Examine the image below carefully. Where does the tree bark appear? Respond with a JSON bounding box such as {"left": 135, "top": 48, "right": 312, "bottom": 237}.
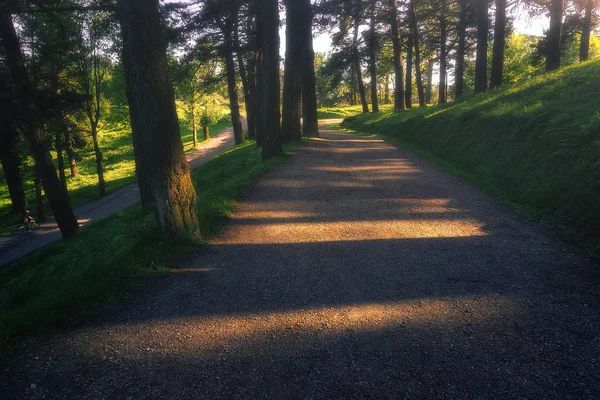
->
{"left": 203, "top": 125, "right": 210, "bottom": 141}
{"left": 439, "top": 2, "right": 448, "bottom": 104}
{"left": 490, "top": 0, "right": 507, "bottom": 89}
{"left": 223, "top": 38, "right": 245, "bottom": 145}
{"left": 117, "top": 0, "right": 201, "bottom": 240}
{"left": 455, "top": 0, "right": 467, "bottom": 98}
{"left": 368, "top": 0, "right": 379, "bottom": 113}
{"left": 299, "top": 0, "right": 319, "bottom": 138}
{"left": 475, "top": 0, "right": 489, "bottom": 94}
{"left": 235, "top": 12, "right": 255, "bottom": 140}
{"left": 580, "top": 0, "right": 593, "bottom": 62}
{"left": 546, "top": 0, "right": 564, "bottom": 72}
{"left": 282, "top": 0, "right": 302, "bottom": 143}
{"left": 0, "top": 125, "right": 28, "bottom": 215}
{"left": 406, "top": 34, "right": 413, "bottom": 108}
{"left": 246, "top": 13, "right": 257, "bottom": 139}
{"left": 62, "top": 120, "right": 78, "bottom": 178}
{"left": 353, "top": 17, "right": 370, "bottom": 113}
{"left": 426, "top": 59, "right": 433, "bottom": 104}
{"left": 389, "top": 0, "right": 406, "bottom": 112}
{"left": 34, "top": 175, "right": 45, "bottom": 221}
{"left": 257, "top": 0, "right": 282, "bottom": 160}
{"left": 384, "top": 74, "right": 390, "bottom": 104}
{"left": 409, "top": 3, "right": 425, "bottom": 107}
{"left": 90, "top": 123, "right": 106, "bottom": 196}
{"left": 191, "top": 100, "right": 198, "bottom": 148}
{"left": 0, "top": 12, "right": 79, "bottom": 237}
{"left": 55, "top": 128, "right": 68, "bottom": 194}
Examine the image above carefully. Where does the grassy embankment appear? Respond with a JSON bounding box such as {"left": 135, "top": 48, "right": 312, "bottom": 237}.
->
{"left": 339, "top": 60, "right": 600, "bottom": 256}
{"left": 0, "top": 139, "right": 296, "bottom": 348}
{"left": 0, "top": 102, "right": 231, "bottom": 236}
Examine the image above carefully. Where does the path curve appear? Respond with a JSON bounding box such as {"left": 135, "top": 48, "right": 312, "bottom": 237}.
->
{"left": 1, "top": 124, "right": 599, "bottom": 399}
{"left": 0, "top": 121, "right": 245, "bottom": 267}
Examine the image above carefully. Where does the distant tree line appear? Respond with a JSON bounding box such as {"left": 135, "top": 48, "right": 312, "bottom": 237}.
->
{"left": 314, "top": 0, "right": 599, "bottom": 108}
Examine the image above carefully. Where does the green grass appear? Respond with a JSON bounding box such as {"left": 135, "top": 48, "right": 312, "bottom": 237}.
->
{"left": 0, "top": 139, "right": 296, "bottom": 348}
{"left": 341, "top": 60, "right": 600, "bottom": 257}
{"left": 0, "top": 104, "right": 232, "bottom": 236}
{"left": 317, "top": 105, "right": 366, "bottom": 120}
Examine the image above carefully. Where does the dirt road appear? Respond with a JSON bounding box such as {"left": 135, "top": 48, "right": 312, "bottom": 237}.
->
{"left": 2, "top": 125, "right": 599, "bottom": 399}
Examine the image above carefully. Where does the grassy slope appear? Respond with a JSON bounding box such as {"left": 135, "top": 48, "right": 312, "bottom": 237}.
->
{"left": 317, "top": 105, "right": 365, "bottom": 120}
{"left": 342, "top": 61, "right": 600, "bottom": 255}
{"left": 0, "top": 140, "right": 294, "bottom": 347}
{"left": 0, "top": 103, "right": 231, "bottom": 235}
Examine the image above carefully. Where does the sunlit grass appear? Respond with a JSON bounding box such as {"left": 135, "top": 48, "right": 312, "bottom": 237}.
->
{"left": 0, "top": 104, "right": 232, "bottom": 235}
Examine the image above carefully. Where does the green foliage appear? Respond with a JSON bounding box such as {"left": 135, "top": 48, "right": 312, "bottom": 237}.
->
{"left": 342, "top": 60, "right": 600, "bottom": 256}
{"left": 0, "top": 140, "right": 294, "bottom": 348}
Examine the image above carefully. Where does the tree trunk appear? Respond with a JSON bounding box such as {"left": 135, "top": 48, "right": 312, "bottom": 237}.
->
{"left": 426, "top": 59, "right": 434, "bottom": 104}
{"left": 236, "top": 16, "right": 256, "bottom": 139}
{"left": 203, "top": 125, "right": 209, "bottom": 141}
{"left": 117, "top": 0, "right": 201, "bottom": 240}
{"left": 62, "top": 121, "right": 78, "bottom": 178}
{"left": 353, "top": 18, "right": 370, "bottom": 113}
{"left": 299, "top": 0, "right": 319, "bottom": 138}
{"left": 580, "top": 0, "right": 593, "bottom": 62}
{"left": 224, "top": 43, "right": 245, "bottom": 145}
{"left": 368, "top": 0, "right": 379, "bottom": 113}
{"left": 91, "top": 123, "right": 106, "bottom": 196}
{"left": 282, "top": 0, "right": 302, "bottom": 143}
{"left": 0, "top": 12, "right": 79, "bottom": 238}
{"left": 439, "top": 2, "right": 448, "bottom": 104}
{"left": 409, "top": 3, "right": 425, "bottom": 107}
{"left": 34, "top": 175, "right": 45, "bottom": 221}
{"left": 246, "top": 13, "right": 258, "bottom": 140}
{"left": 191, "top": 100, "right": 198, "bottom": 148}
{"left": 0, "top": 125, "right": 28, "bottom": 215}
{"left": 257, "top": 0, "right": 282, "bottom": 160}
{"left": 546, "top": 0, "right": 564, "bottom": 72}
{"left": 475, "top": 0, "right": 489, "bottom": 94}
{"left": 389, "top": 0, "right": 406, "bottom": 112}
{"left": 55, "top": 128, "right": 68, "bottom": 194}
{"left": 456, "top": 0, "right": 467, "bottom": 98}
{"left": 405, "top": 30, "right": 414, "bottom": 108}
{"left": 490, "top": 0, "right": 507, "bottom": 89}
{"left": 384, "top": 74, "right": 390, "bottom": 104}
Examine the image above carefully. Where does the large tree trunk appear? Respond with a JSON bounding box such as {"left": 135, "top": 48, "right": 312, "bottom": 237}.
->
{"left": 490, "top": 0, "right": 507, "bottom": 89}
{"left": 405, "top": 32, "right": 414, "bottom": 108}
{"left": 90, "top": 123, "right": 106, "bottom": 196}
{"left": 223, "top": 42, "right": 245, "bottom": 145}
{"left": 235, "top": 14, "right": 255, "bottom": 140}
{"left": 62, "top": 120, "right": 78, "bottom": 178}
{"left": 0, "top": 12, "right": 79, "bottom": 238}
{"left": 257, "top": 0, "right": 282, "bottom": 160}
{"left": 580, "top": 0, "right": 593, "bottom": 62}
{"left": 546, "top": 0, "right": 564, "bottom": 72}
{"left": 389, "top": 0, "right": 406, "bottom": 112}
{"left": 409, "top": 3, "right": 425, "bottom": 107}
{"left": 439, "top": 2, "right": 448, "bottom": 104}
{"left": 474, "top": 0, "right": 489, "bottom": 94}
{"left": 117, "top": 0, "right": 201, "bottom": 240}
{"left": 299, "top": 0, "right": 319, "bottom": 138}
{"left": 282, "top": 0, "right": 302, "bottom": 143}
{"left": 368, "top": 0, "right": 380, "bottom": 113}
{"left": 55, "top": 128, "right": 68, "bottom": 194}
{"left": 455, "top": 0, "right": 467, "bottom": 98}
{"left": 426, "top": 59, "right": 433, "bottom": 104}
{"left": 245, "top": 13, "right": 258, "bottom": 140}
{"left": 191, "top": 100, "right": 198, "bottom": 148}
{"left": 353, "top": 18, "right": 370, "bottom": 113}
{"left": 34, "top": 174, "right": 45, "bottom": 221}
{"left": 0, "top": 125, "right": 28, "bottom": 215}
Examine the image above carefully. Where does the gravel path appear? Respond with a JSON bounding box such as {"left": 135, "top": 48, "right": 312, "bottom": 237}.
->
{"left": 1, "top": 124, "right": 599, "bottom": 399}
{"left": 0, "top": 122, "right": 244, "bottom": 267}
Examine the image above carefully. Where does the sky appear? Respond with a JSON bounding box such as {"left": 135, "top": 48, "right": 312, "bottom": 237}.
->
{"left": 282, "top": 5, "right": 550, "bottom": 55}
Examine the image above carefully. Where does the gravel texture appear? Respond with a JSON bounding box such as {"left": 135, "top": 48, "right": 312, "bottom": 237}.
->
{"left": 1, "top": 125, "right": 599, "bottom": 399}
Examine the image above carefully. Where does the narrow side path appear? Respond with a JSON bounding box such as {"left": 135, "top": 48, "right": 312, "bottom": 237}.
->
{"left": 2, "top": 125, "right": 599, "bottom": 399}
{"left": 0, "top": 122, "right": 244, "bottom": 267}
